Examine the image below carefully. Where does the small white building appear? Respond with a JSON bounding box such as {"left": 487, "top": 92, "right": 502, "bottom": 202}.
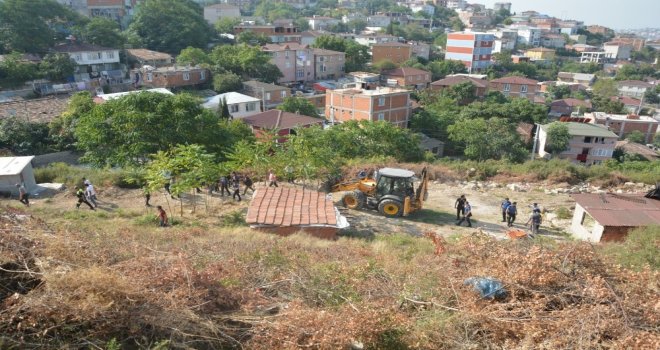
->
{"left": 202, "top": 92, "right": 262, "bottom": 119}
{"left": 604, "top": 42, "right": 633, "bottom": 60}
{"left": 0, "top": 156, "right": 36, "bottom": 195}
{"left": 53, "top": 42, "right": 121, "bottom": 82}
{"left": 307, "top": 16, "right": 340, "bottom": 31}
{"left": 537, "top": 122, "right": 618, "bottom": 165}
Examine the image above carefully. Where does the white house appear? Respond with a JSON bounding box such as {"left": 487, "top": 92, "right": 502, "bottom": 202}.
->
{"left": 202, "top": 92, "right": 262, "bottom": 119}
{"left": 617, "top": 80, "right": 652, "bottom": 99}
{"left": 604, "top": 42, "right": 633, "bottom": 60}
{"left": 514, "top": 26, "right": 542, "bottom": 46}
{"left": 537, "top": 122, "right": 618, "bottom": 165}
{"left": 307, "top": 16, "right": 340, "bottom": 31}
{"left": 0, "top": 156, "right": 36, "bottom": 195}
{"left": 203, "top": 3, "right": 240, "bottom": 25}
{"left": 367, "top": 15, "right": 391, "bottom": 28}
{"left": 53, "top": 42, "right": 121, "bottom": 82}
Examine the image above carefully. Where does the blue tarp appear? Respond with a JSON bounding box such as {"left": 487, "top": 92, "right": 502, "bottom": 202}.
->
{"left": 464, "top": 277, "right": 507, "bottom": 299}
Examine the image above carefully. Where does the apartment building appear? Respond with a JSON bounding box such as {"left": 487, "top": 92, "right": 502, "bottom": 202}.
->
{"left": 242, "top": 80, "right": 291, "bottom": 110}
{"left": 490, "top": 76, "right": 539, "bottom": 100}
{"left": 537, "top": 122, "right": 618, "bottom": 165}
{"left": 313, "top": 48, "right": 345, "bottom": 80}
{"left": 445, "top": 32, "right": 494, "bottom": 73}
{"left": 133, "top": 66, "right": 210, "bottom": 89}
{"left": 234, "top": 23, "right": 301, "bottom": 44}
{"left": 371, "top": 42, "right": 413, "bottom": 65}
{"left": 325, "top": 87, "right": 412, "bottom": 127}
{"left": 262, "top": 43, "right": 315, "bottom": 83}
{"left": 381, "top": 67, "right": 431, "bottom": 89}
{"left": 203, "top": 3, "right": 240, "bottom": 25}
{"left": 588, "top": 112, "right": 659, "bottom": 144}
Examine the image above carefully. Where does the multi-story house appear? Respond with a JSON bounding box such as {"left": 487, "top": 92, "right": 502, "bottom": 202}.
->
{"left": 366, "top": 14, "right": 391, "bottom": 28}
{"left": 202, "top": 92, "right": 262, "bottom": 119}
{"left": 203, "top": 3, "right": 240, "bottom": 25}
{"left": 262, "top": 43, "right": 315, "bottom": 83}
{"left": 490, "top": 76, "right": 539, "bottom": 100}
{"left": 430, "top": 75, "right": 489, "bottom": 98}
{"left": 217, "top": 0, "right": 253, "bottom": 11}
{"left": 604, "top": 42, "right": 633, "bottom": 60}
{"left": 524, "top": 47, "right": 555, "bottom": 61}
{"left": 307, "top": 16, "right": 340, "bottom": 30}
{"left": 126, "top": 48, "right": 173, "bottom": 68}
{"left": 557, "top": 72, "right": 595, "bottom": 87}
{"left": 445, "top": 32, "right": 494, "bottom": 73}
{"left": 53, "top": 42, "right": 121, "bottom": 82}
{"left": 242, "top": 80, "right": 291, "bottom": 110}
{"left": 371, "top": 42, "right": 412, "bottom": 65}
{"left": 234, "top": 23, "right": 301, "bottom": 44}
{"left": 549, "top": 98, "right": 592, "bottom": 117}
{"left": 87, "top": 0, "right": 140, "bottom": 28}
{"left": 313, "top": 49, "right": 345, "bottom": 80}
{"left": 273, "top": 0, "right": 316, "bottom": 9}
{"left": 381, "top": 67, "right": 431, "bottom": 89}
{"left": 446, "top": 0, "right": 467, "bottom": 10}
{"left": 514, "top": 26, "right": 542, "bottom": 46}
{"left": 325, "top": 87, "right": 412, "bottom": 127}
{"left": 537, "top": 122, "right": 618, "bottom": 165}
{"left": 541, "top": 34, "right": 566, "bottom": 48}
{"left": 410, "top": 42, "right": 431, "bottom": 60}
{"left": 610, "top": 36, "right": 645, "bottom": 51}
{"left": 617, "top": 80, "right": 652, "bottom": 99}
{"left": 588, "top": 112, "right": 659, "bottom": 144}
{"left": 489, "top": 29, "right": 517, "bottom": 53}
{"left": 353, "top": 33, "right": 399, "bottom": 47}
{"left": 133, "top": 66, "right": 210, "bottom": 89}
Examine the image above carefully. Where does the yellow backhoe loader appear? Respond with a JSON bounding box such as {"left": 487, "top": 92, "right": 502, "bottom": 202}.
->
{"left": 331, "top": 167, "right": 429, "bottom": 218}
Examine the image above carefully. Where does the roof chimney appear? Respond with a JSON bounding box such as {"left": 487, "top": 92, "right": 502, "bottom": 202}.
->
{"left": 627, "top": 114, "right": 640, "bottom": 120}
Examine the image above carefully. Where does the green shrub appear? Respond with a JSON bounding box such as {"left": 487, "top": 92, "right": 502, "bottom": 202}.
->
{"left": 554, "top": 207, "right": 572, "bottom": 220}
{"left": 602, "top": 225, "right": 660, "bottom": 270}
{"left": 221, "top": 210, "right": 247, "bottom": 227}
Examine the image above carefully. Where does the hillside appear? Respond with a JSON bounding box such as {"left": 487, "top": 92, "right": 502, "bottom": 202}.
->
{"left": 1, "top": 180, "right": 658, "bottom": 349}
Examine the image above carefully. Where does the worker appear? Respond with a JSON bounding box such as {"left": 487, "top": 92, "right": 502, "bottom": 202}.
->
{"left": 156, "top": 205, "right": 168, "bottom": 227}
{"left": 75, "top": 187, "right": 95, "bottom": 210}
{"left": 454, "top": 194, "right": 466, "bottom": 221}
{"left": 501, "top": 197, "right": 511, "bottom": 222}
{"left": 526, "top": 210, "right": 542, "bottom": 236}
{"left": 16, "top": 183, "right": 29, "bottom": 207}
{"left": 456, "top": 201, "right": 472, "bottom": 227}
{"left": 506, "top": 202, "right": 517, "bottom": 227}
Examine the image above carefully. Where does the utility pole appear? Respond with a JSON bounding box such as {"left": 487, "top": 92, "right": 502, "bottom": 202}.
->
{"left": 530, "top": 123, "right": 540, "bottom": 161}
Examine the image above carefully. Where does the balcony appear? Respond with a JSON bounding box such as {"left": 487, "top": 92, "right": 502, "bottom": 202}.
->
{"left": 576, "top": 154, "right": 588, "bottom": 162}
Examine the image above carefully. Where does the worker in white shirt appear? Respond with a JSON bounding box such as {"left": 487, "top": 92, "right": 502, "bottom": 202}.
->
{"left": 84, "top": 183, "right": 98, "bottom": 208}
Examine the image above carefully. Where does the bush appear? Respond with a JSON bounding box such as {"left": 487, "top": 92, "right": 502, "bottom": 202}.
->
{"left": 602, "top": 225, "right": 660, "bottom": 270}
{"left": 221, "top": 210, "right": 246, "bottom": 227}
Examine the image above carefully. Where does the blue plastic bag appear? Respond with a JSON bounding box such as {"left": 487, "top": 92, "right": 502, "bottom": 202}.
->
{"left": 464, "top": 277, "right": 507, "bottom": 299}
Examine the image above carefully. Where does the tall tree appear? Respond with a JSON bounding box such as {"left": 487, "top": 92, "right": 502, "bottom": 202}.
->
{"left": 0, "top": 52, "right": 39, "bottom": 86}
{"left": 544, "top": 122, "right": 570, "bottom": 155}
{"left": 128, "top": 0, "right": 212, "bottom": 54}
{"left": 208, "top": 44, "right": 282, "bottom": 83}
{"left": 76, "top": 17, "right": 125, "bottom": 48}
{"left": 49, "top": 91, "right": 95, "bottom": 150}
{"left": 448, "top": 117, "right": 527, "bottom": 161}
{"left": 276, "top": 97, "right": 319, "bottom": 118}
{"left": 39, "top": 53, "right": 76, "bottom": 81}
{"left": 217, "top": 97, "right": 232, "bottom": 120}
{"left": 213, "top": 72, "right": 243, "bottom": 94}
{"left": 176, "top": 47, "right": 212, "bottom": 66}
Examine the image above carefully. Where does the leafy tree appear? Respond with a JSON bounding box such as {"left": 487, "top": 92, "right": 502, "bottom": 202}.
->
{"left": 276, "top": 97, "right": 319, "bottom": 118}
{"left": 39, "top": 53, "right": 76, "bottom": 81}
{"left": 592, "top": 95, "right": 626, "bottom": 114}
{"left": 544, "top": 122, "right": 570, "bottom": 155}
{"left": 625, "top": 130, "right": 646, "bottom": 144}
{"left": 254, "top": 0, "right": 297, "bottom": 23}
{"left": 128, "top": 0, "right": 212, "bottom": 54}
{"left": 592, "top": 79, "right": 618, "bottom": 98}
{"left": 653, "top": 133, "right": 660, "bottom": 148}
{"left": 460, "top": 98, "right": 548, "bottom": 124}
{"left": 313, "top": 35, "right": 346, "bottom": 52}
{"left": 49, "top": 91, "right": 95, "bottom": 150}
{"left": 372, "top": 59, "right": 398, "bottom": 71}
{"left": 75, "top": 17, "right": 125, "bottom": 48}
{"left": 208, "top": 44, "right": 282, "bottom": 83}
{"left": 547, "top": 84, "right": 572, "bottom": 100}
{"left": 615, "top": 64, "right": 656, "bottom": 81}
{"left": 427, "top": 60, "right": 467, "bottom": 80}
{"left": 445, "top": 81, "right": 476, "bottom": 104}
{"left": 215, "top": 17, "right": 240, "bottom": 34}
{"left": 644, "top": 87, "right": 660, "bottom": 105}
{"left": 237, "top": 31, "right": 271, "bottom": 45}
{"left": 0, "top": 52, "right": 39, "bottom": 86}
{"left": 74, "top": 92, "right": 251, "bottom": 166}
{"left": 176, "top": 47, "right": 211, "bottom": 66}
{"left": 213, "top": 72, "right": 243, "bottom": 94}
{"left": 0, "top": 0, "right": 84, "bottom": 53}
{"left": 0, "top": 117, "right": 53, "bottom": 155}
{"left": 448, "top": 117, "right": 527, "bottom": 162}
{"left": 217, "top": 97, "right": 231, "bottom": 120}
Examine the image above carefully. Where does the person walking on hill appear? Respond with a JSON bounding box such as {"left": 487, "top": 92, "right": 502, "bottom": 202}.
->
{"left": 16, "top": 183, "right": 29, "bottom": 207}
{"left": 285, "top": 165, "right": 295, "bottom": 184}
{"left": 219, "top": 175, "right": 231, "bottom": 196}
{"left": 454, "top": 194, "right": 466, "bottom": 221}
{"left": 501, "top": 197, "right": 511, "bottom": 222}
{"left": 231, "top": 176, "right": 242, "bottom": 201}
{"left": 526, "top": 210, "right": 542, "bottom": 236}
{"left": 506, "top": 201, "right": 517, "bottom": 227}
{"left": 268, "top": 170, "right": 278, "bottom": 187}
{"left": 75, "top": 187, "right": 95, "bottom": 210}
{"left": 156, "top": 205, "right": 168, "bottom": 227}
{"left": 84, "top": 183, "right": 98, "bottom": 208}
{"left": 143, "top": 187, "right": 151, "bottom": 207}
{"left": 243, "top": 175, "right": 255, "bottom": 195}
{"left": 456, "top": 201, "right": 472, "bottom": 227}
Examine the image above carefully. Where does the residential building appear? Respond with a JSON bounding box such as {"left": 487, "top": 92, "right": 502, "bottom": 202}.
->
{"left": 86, "top": 0, "right": 140, "bottom": 28}
{"left": 490, "top": 76, "right": 539, "bottom": 100}
{"left": 580, "top": 51, "right": 606, "bottom": 64}
{"left": 569, "top": 34, "right": 587, "bottom": 44}
{"left": 604, "top": 42, "right": 633, "bottom": 60}
{"left": 586, "top": 25, "right": 612, "bottom": 35}
{"left": 262, "top": 43, "right": 315, "bottom": 83}
{"left": 571, "top": 44, "right": 598, "bottom": 52}
{"left": 347, "top": 71, "right": 381, "bottom": 90}
{"left": 524, "top": 47, "right": 556, "bottom": 61}
{"left": 611, "top": 96, "right": 642, "bottom": 114}
{"left": 353, "top": 33, "right": 399, "bottom": 47}
{"left": 202, "top": 92, "right": 262, "bottom": 119}
{"left": 458, "top": 12, "right": 491, "bottom": 30}
{"left": 313, "top": 48, "right": 346, "bottom": 80}
{"left": 430, "top": 75, "right": 489, "bottom": 98}
{"left": 515, "top": 26, "right": 542, "bottom": 46}
{"left": 52, "top": 42, "right": 121, "bottom": 82}
{"left": 241, "top": 110, "right": 323, "bottom": 140}
{"left": 537, "top": 122, "right": 618, "bottom": 165}
{"left": 203, "top": 3, "right": 240, "bottom": 25}
{"left": 418, "top": 134, "right": 444, "bottom": 157}
{"left": 126, "top": 49, "right": 174, "bottom": 68}
{"left": 489, "top": 29, "right": 517, "bottom": 53}
{"left": 273, "top": 0, "right": 316, "bottom": 10}
{"left": 647, "top": 40, "right": 660, "bottom": 51}
{"left": 612, "top": 36, "right": 645, "bottom": 51}
{"left": 541, "top": 33, "right": 566, "bottom": 48}
{"left": 300, "top": 30, "right": 325, "bottom": 46}
{"left": 218, "top": 0, "right": 253, "bottom": 11}
{"left": 617, "top": 80, "right": 652, "bottom": 99}
{"left": 325, "top": 87, "right": 412, "bottom": 127}
{"left": 381, "top": 67, "right": 431, "bottom": 89}
{"left": 445, "top": 32, "right": 494, "bottom": 73}
{"left": 366, "top": 14, "right": 391, "bottom": 28}
{"left": 493, "top": 2, "right": 512, "bottom": 12}
{"left": 557, "top": 72, "right": 595, "bottom": 87}
{"left": 242, "top": 80, "right": 291, "bottom": 110}
{"left": 407, "top": 16, "right": 432, "bottom": 29}
{"left": 570, "top": 193, "right": 660, "bottom": 242}
{"left": 549, "top": 98, "right": 592, "bottom": 117}
{"left": 0, "top": 156, "right": 37, "bottom": 195}
{"left": 133, "top": 66, "right": 210, "bottom": 89}
{"left": 410, "top": 42, "right": 431, "bottom": 60}
{"left": 234, "top": 23, "right": 301, "bottom": 44}
{"left": 615, "top": 140, "right": 659, "bottom": 162}
{"left": 307, "top": 16, "right": 340, "bottom": 31}
{"left": 371, "top": 42, "right": 413, "bottom": 65}
{"left": 588, "top": 112, "right": 658, "bottom": 144}
{"left": 446, "top": 0, "right": 467, "bottom": 10}
{"left": 406, "top": 2, "right": 435, "bottom": 16}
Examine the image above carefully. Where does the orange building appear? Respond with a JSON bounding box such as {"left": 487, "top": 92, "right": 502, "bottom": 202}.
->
{"left": 371, "top": 42, "right": 412, "bottom": 65}
{"left": 325, "top": 87, "right": 411, "bottom": 127}
{"left": 445, "top": 32, "right": 494, "bottom": 73}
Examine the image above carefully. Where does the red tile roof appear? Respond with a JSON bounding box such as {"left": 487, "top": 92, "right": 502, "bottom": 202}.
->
{"left": 571, "top": 193, "right": 660, "bottom": 227}
{"left": 241, "top": 110, "right": 323, "bottom": 130}
{"left": 611, "top": 96, "right": 641, "bottom": 106}
{"left": 491, "top": 76, "right": 539, "bottom": 85}
{"left": 246, "top": 188, "right": 338, "bottom": 227}
{"left": 383, "top": 67, "right": 430, "bottom": 77}
{"left": 431, "top": 75, "right": 488, "bottom": 88}
{"left": 551, "top": 98, "right": 592, "bottom": 108}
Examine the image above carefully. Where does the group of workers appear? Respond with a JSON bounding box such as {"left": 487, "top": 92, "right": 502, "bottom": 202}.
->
{"left": 454, "top": 195, "right": 543, "bottom": 235}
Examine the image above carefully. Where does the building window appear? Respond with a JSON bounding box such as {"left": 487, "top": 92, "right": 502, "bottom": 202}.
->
{"left": 296, "top": 69, "right": 304, "bottom": 78}
{"left": 230, "top": 104, "right": 239, "bottom": 113}
{"left": 183, "top": 72, "right": 190, "bottom": 81}
{"left": 146, "top": 73, "right": 153, "bottom": 82}
{"left": 74, "top": 54, "right": 82, "bottom": 61}
{"left": 265, "top": 92, "right": 271, "bottom": 100}
{"left": 321, "top": 65, "right": 327, "bottom": 72}
{"left": 246, "top": 102, "right": 256, "bottom": 112}
{"left": 285, "top": 61, "right": 291, "bottom": 68}
{"left": 378, "top": 97, "right": 385, "bottom": 106}
{"left": 96, "top": 52, "right": 102, "bottom": 59}
{"left": 200, "top": 71, "right": 206, "bottom": 80}
{"left": 584, "top": 136, "right": 592, "bottom": 143}
{"left": 281, "top": 90, "right": 287, "bottom": 98}
{"left": 520, "top": 85, "right": 528, "bottom": 93}
{"left": 503, "top": 83, "right": 511, "bottom": 92}
{"left": 106, "top": 51, "right": 115, "bottom": 59}
{"left": 319, "top": 56, "right": 324, "bottom": 62}
{"left": 378, "top": 113, "right": 385, "bottom": 120}
{"left": 285, "top": 51, "right": 289, "bottom": 58}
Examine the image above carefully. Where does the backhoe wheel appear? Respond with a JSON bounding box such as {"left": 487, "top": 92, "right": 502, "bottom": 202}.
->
{"left": 342, "top": 191, "right": 365, "bottom": 210}
{"left": 378, "top": 199, "right": 403, "bottom": 218}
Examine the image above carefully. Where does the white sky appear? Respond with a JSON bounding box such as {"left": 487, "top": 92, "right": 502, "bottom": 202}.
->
{"left": 477, "top": 0, "right": 660, "bottom": 30}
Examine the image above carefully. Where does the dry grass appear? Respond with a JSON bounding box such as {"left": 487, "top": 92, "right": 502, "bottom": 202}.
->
{"left": 0, "top": 202, "right": 658, "bottom": 349}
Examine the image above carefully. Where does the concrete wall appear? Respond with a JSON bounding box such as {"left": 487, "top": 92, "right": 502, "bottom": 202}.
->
{"left": 570, "top": 203, "right": 604, "bottom": 242}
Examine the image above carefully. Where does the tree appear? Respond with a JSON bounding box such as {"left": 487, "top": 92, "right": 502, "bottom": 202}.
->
{"left": 313, "top": 36, "right": 370, "bottom": 72}
{"left": 0, "top": 52, "right": 39, "bottom": 86}
{"left": 215, "top": 17, "right": 240, "bottom": 34}
{"left": 0, "top": 117, "right": 53, "bottom": 155}
{"left": 547, "top": 84, "right": 572, "bottom": 100}
{"left": 217, "top": 97, "right": 231, "bottom": 120}
{"left": 213, "top": 72, "right": 243, "bottom": 94}
{"left": 0, "top": 0, "right": 84, "bottom": 53}
{"left": 427, "top": 60, "right": 467, "bottom": 80}
{"left": 445, "top": 81, "right": 476, "bottom": 104}
{"left": 237, "top": 31, "right": 271, "bottom": 46}
{"left": 254, "top": 0, "right": 297, "bottom": 23}
{"left": 592, "top": 79, "right": 618, "bottom": 98}
{"left": 49, "top": 91, "right": 95, "bottom": 150}
{"left": 277, "top": 97, "right": 319, "bottom": 118}
{"left": 644, "top": 87, "right": 660, "bottom": 105}
{"left": 176, "top": 47, "right": 211, "bottom": 66}
{"left": 76, "top": 17, "right": 125, "bottom": 49}
{"left": 592, "top": 95, "right": 626, "bottom": 114}
{"left": 128, "top": 0, "right": 212, "bottom": 54}
{"left": 625, "top": 130, "right": 646, "bottom": 144}
{"left": 544, "top": 122, "right": 570, "bottom": 155}
{"left": 448, "top": 117, "right": 527, "bottom": 161}
{"left": 372, "top": 59, "right": 398, "bottom": 71}
{"left": 208, "top": 44, "right": 282, "bottom": 83}
{"left": 74, "top": 92, "right": 251, "bottom": 166}
{"left": 615, "top": 64, "right": 656, "bottom": 81}
{"left": 39, "top": 53, "right": 76, "bottom": 81}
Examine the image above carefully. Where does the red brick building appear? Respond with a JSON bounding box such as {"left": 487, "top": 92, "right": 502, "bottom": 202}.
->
{"left": 588, "top": 112, "right": 659, "bottom": 144}
{"left": 490, "top": 76, "right": 539, "bottom": 100}
{"left": 371, "top": 42, "right": 412, "bottom": 65}
{"left": 325, "top": 87, "right": 412, "bottom": 127}
{"left": 381, "top": 67, "right": 431, "bottom": 89}
{"left": 430, "top": 75, "right": 489, "bottom": 98}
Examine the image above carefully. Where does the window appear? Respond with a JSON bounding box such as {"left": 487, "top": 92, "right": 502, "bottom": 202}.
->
{"left": 246, "top": 102, "right": 256, "bottom": 112}
{"left": 74, "top": 54, "right": 82, "bottom": 61}
{"left": 230, "top": 104, "right": 239, "bottom": 113}
{"left": 285, "top": 50, "right": 289, "bottom": 58}
{"left": 377, "top": 113, "right": 385, "bottom": 121}
{"left": 320, "top": 65, "right": 327, "bottom": 72}
{"left": 503, "top": 83, "right": 511, "bottom": 92}
{"left": 285, "top": 61, "right": 291, "bottom": 68}
{"left": 146, "top": 72, "right": 153, "bottom": 82}
{"left": 296, "top": 69, "right": 304, "bottom": 78}
{"left": 319, "top": 56, "right": 324, "bottom": 62}
{"left": 520, "top": 85, "right": 528, "bottom": 93}
{"left": 106, "top": 51, "right": 115, "bottom": 59}
{"left": 265, "top": 92, "right": 271, "bottom": 100}
{"left": 200, "top": 71, "right": 206, "bottom": 80}
{"left": 183, "top": 72, "right": 190, "bottom": 81}
{"left": 378, "top": 97, "right": 385, "bottom": 106}
{"left": 281, "top": 90, "right": 287, "bottom": 98}
{"left": 583, "top": 136, "right": 592, "bottom": 143}
{"left": 96, "top": 52, "right": 102, "bottom": 59}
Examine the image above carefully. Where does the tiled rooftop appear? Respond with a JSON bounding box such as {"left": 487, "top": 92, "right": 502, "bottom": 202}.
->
{"left": 246, "top": 187, "right": 337, "bottom": 227}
